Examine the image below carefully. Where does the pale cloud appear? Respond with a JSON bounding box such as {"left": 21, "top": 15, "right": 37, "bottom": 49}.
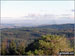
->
{"left": 1, "top": 13, "right": 74, "bottom": 26}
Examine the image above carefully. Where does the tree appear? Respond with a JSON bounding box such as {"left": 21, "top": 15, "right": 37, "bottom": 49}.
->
{"left": 34, "top": 49, "right": 44, "bottom": 55}
{"left": 1, "top": 41, "right": 7, "bottom": 55}
{"left": 26, "top": 51, "right": 34, "bottom": 56}
{"left": 26, "top": 35, "right": 73, "bottom": 55}
{"left": 8, "top": 40, "right": 18, "bottom": 55}
{"left": 17, "top": 41, "right": 25, "bottom": 55}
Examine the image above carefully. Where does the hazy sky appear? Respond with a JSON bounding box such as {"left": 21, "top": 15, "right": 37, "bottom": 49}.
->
{"left": 1, "top": 1, "right": 74, "bottom": 18}
{"left": 1, "top": 1, "right": 74, "bottom": 25}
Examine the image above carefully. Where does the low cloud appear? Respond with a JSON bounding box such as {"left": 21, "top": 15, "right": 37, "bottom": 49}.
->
{"left": 1, "top": 14, "right": 74, "bottom": 26}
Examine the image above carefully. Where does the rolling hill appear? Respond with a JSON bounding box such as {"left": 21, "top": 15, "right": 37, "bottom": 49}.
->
{"left": 1, "top": 24, "right": 74, "bottom": 47}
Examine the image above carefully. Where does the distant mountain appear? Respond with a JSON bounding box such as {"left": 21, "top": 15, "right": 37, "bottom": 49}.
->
{"left": 1, "top": 23, "right": 74, "bottom": 30}
{"left": 36, "top": 24, "right": 74, "bottom": 30}
{"left": 0, "top": 24, "right": 23, "bottom": 29}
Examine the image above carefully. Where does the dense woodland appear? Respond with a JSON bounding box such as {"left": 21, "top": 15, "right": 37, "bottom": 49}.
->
{"left": 0, "top": 24, "right": 74, "bottom": 55}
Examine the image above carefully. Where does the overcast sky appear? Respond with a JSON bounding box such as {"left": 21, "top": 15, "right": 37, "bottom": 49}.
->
{"left": 1, "top": 1, "right": 74, "bottom": 25}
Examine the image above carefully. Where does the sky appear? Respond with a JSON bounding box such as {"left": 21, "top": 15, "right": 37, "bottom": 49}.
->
{"left": 1, "top": 1, "right": 74, "bottom": 25}
{"left": 1, "top": 1, "right": 74, "bottom": 17}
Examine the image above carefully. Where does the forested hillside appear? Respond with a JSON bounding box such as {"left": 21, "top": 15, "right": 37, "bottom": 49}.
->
{"left": 1, "top": 24, "right": 74, "bottom": 45}
{"left": 1, "top": 24, "right": 74, "bottom": 55}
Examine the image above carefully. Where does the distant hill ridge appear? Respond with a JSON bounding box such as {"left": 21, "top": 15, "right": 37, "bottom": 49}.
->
{"left": 35, "top": 24, "right": 74, "bottom": 29}
{"left": 1, "top": 23, "right": 74, "bottom": 29}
